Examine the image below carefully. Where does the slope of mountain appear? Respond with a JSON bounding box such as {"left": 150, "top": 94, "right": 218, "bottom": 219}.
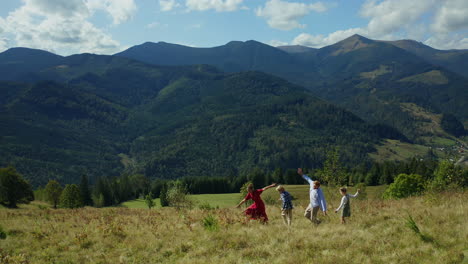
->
{"left": 0, "top": 47, "right": 64, "bottom": 81}
{"left": 277, "top": 45, "right": 316, "bottom": 54}
{"left": 0, "top": 56, "right": 402, "bottom": 187}
{"left": 383, "top": 39, "right": 468, "bottom": 78}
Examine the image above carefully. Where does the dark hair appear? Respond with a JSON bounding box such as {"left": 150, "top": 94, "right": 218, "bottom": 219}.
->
{"left": 340, "top": 187, "right": 347, "bottom": 193}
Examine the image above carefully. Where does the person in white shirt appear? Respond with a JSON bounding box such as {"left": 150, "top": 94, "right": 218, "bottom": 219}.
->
{"left": 335, "top": 187, "right": 360, "bottom": 224}
{"left": 297, "top": 168, "right": 327, "bottom": 225}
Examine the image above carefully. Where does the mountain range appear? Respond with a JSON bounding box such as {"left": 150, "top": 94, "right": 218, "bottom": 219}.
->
{"left": 0, "top": 35, "right": 466, "bottom": 186}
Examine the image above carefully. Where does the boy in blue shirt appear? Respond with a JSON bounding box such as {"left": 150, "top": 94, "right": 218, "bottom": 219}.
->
{"left": 276, "top": 185, "right": 293, "bottom": 226}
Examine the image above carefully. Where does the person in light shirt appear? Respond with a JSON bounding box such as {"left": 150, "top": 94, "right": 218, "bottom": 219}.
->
{"left": 297, "top": 168, "right": 327, "bottom": 225}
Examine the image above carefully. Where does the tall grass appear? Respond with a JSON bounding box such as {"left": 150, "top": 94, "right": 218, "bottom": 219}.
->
{"left": 0, "top": 189, "right": 466, "bottom": 263}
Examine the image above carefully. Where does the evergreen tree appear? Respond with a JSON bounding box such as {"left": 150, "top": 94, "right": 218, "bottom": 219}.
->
{"left": 45, "top": 180, "right": 63, "bottom": 209}
{"left": 60, "top": 184, "right": 83, "bottom": 208}
{"left": 79, "top": 175, "right": 92, "bottom": 206}
{"left": 159, "top": 184, "right": 169, "bottom": 207}
{"left": 0, "top": 167, "right": 34, "bottom": 208}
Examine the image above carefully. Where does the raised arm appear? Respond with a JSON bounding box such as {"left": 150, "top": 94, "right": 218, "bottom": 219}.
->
{"left": 298, "top": 168, "right": 314, "bottom": 184}
{"left": 262, "top": 183, "right": 277, "bottom": 191}
{"left": 348, "top": 189, "right": 360, "bottom": 198}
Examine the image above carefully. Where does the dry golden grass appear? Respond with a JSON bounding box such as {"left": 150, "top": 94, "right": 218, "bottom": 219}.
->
{"left": 0, "top": 188, "right": 467, "bottom": 264}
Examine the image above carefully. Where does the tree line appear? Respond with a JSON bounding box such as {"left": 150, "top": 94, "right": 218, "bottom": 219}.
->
{"left": 1, "top": 152, "right": 467, "bottom": 209}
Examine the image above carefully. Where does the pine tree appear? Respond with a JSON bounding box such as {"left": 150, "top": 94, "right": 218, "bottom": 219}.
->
{"left": 160, "top": 184, "right": 169, "bottom": 207}
{"left": 60, "top": 184, "right": 83, "bottom": 208}
{"left": 79, "top": 175, "right": 92, "bottom": 206}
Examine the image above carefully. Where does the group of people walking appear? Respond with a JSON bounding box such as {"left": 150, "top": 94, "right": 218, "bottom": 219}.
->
{"left": 236, "top": 168, "right": 360, "bottom": 225}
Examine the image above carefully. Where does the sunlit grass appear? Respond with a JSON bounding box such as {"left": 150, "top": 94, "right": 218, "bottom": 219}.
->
{"left": 0, "top": 188, "right": 466, "bottom": 263}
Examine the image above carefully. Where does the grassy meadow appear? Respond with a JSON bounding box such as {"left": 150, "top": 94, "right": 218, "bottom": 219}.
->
{"left": 1, "top": 185, "right": 467, "bottom": 264}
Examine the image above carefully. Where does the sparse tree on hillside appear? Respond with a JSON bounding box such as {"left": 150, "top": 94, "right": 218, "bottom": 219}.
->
{"left": 45, "top": 180, "right": 63, "bottom": 209}
{"left": 145, "top": 192, "right": 155, "bottom": 209}
{"left": 319, "top": 148, "right": 347, "bottom": 186}
{"left": 0, "top": 167, "right": 34, "bottom": 208}
{"left": 60, "top": 184, "right": 83, "bottom": 208}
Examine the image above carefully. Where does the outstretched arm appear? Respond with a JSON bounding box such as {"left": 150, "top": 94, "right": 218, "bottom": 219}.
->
{"left": 349, "top": 189, "right": 360, "bottom": 198}
{"left": 262, "top": 183, "right": 277, "bottom": 191}
{"left": 236, "top": 198, "right": 247, "bottom": 208}
{"left": 298, "top": 168, "right": 314, "bottom": 184}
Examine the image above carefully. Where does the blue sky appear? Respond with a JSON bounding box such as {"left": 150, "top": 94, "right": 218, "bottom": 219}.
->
{"left": 0, "top": 0, "right": 467, "bottom": 55}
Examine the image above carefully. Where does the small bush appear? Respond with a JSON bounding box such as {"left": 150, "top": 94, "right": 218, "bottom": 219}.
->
{"left": 0, "top": 226, "right": 6, "bottom": 240}
{"left": 198, "top": 202, "right": 214, "bottom": 210}
{"left": 202, "top": 215, "right": 219, "bottom": 231}
{"left": 384, "top": 174, "right": 424, "bottom": 199}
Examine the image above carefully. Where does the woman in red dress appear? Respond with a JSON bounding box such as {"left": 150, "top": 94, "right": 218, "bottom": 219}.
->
{"left": 236, "top": 183, "right": 277, "bottom": 222}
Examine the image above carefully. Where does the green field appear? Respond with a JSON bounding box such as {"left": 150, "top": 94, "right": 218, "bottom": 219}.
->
{"left": 121, "top": 185, "right": 387, "bottom": 210}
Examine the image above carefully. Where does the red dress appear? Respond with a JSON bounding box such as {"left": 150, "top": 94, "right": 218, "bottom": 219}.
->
{"left": 244, "top": 189, "right": 268, "bottom": 222}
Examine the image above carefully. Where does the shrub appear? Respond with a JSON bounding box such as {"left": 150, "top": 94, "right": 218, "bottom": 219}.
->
{"left": 0, "top": 225, "right": 6, "bottom": 240}
{"left": 427, "top": 160, "right": 467, "bottom": 192}
{"left": 166, "top": 181, "right": 192, "bottom": 208}
{"left": 383, "top": 174, "right": 424, "bottom": 199}
{"left": 202, "top": 215, "right": 219, "bottom": 231}
{"left": 198, "top": 202, "right": 214, "bottom": 210}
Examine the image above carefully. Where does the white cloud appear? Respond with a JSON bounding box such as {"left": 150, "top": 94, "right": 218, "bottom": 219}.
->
{"left": 159, "top": 0, "right": 179, "bottom": 12}
{"left": 256, "top": 0, "right": 327, "bottom": 31}
{"left": 86, "top": 0, "right": 137, "bottom": 25}
{"left": 186, "top": 0, "right": 244, "bottom": 12}
{"left": 432, "top": 0, "right": 468, "bottom": 33}
{"left": 360, "top": 0, "right": 435, "bottom": 37}
{"left": 268, "top": 39, "right": 288, "bottom": 47}
{"left": 292, "top": 28, "right": 367, "bottom": 48}
{"left": 290, "top": 0, "right": 468, "bottom": 50}
{"left": 425, "top": 34, "right": 468, "bottom": 50}
{"left": 1, "top": 0, "right": 124, "bottom": 55}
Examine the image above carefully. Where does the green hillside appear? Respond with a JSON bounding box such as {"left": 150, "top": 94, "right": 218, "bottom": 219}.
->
{"left": 0, "top": 58, "right": 399, "bottom": 186}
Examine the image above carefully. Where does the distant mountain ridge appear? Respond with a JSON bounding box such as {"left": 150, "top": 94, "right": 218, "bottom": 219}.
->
{"left": 113, "top": 34, "right": 467, "bottom": 141}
